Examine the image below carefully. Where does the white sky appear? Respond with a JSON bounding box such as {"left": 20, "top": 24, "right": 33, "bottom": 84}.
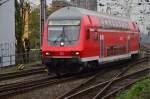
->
{"left": 29, "top": 0, "right": 52, "bottom": 6}
{"left": 29, "top": 0, "right": 70, "bottom": 6}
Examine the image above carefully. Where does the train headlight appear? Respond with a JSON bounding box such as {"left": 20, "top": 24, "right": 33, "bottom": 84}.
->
{"left": 45, "top": 52, "right": 51, "bottom": 56}
{"left": 60, "top": 42, "right": 64, "bottom": 46}
{"left": 75, "top": 52, "right": 80, "bottom": 55}
{"left": 72, "top": 51, "right": 80, "bottom": 56}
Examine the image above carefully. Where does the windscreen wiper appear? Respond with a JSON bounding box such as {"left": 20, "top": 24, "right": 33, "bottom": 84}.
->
{"left": 53, "top": 33, "right": 63, "bottom": 45}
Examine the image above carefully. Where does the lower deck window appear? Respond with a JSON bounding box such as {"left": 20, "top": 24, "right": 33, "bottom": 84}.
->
{"left": 107, "top": 46, "right": 114, "bottom": 56}
{"left": 107, "top": 46, "right": 126, "bottom": 56}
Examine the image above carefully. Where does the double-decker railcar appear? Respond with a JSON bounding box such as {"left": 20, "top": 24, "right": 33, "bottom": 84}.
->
{"left": 42, "top": 7, "right": 139, "bottom": 74}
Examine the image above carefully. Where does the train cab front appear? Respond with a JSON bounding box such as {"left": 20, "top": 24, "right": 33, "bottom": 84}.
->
{"left": 42, "top": 19, "right": 84, "bottom": 74}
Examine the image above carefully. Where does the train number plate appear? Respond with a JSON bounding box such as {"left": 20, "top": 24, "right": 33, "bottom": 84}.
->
{"left": 60, "top": 52, "right": 64, "bottom": 56}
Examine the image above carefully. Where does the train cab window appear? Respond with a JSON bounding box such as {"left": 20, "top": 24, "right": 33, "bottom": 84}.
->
{"left": 64, "top": 26, "right": 80, "bottom": 41}
{"left": 48, "top": 20, "right": 81, "bottom": 46}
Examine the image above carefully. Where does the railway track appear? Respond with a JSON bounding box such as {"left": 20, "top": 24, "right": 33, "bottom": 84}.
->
{"left": 0, "top": 57, "right": 148, "bottom": 98}
{"left": 0, "top": 67, "right": 100, "bottom": 98}
{"left": 0, "top": 75, "right": 71, "bottom": 97}
{"left": 64, "top": 68, "right": 149, "bottom": 99}
{"left": 1, "top": 64, "right": 122, "bottom": 98}
{"left": 0, "top": 66, "right": 45, "bottom": 81}
{"left": 0, "top": 59, "right": 135, "bottom": 98}
{"left": 97, "top": 69, "right": 150, "bottom": 99}
{"left": 57, "top": 57, "right": 149, "bottom": 99}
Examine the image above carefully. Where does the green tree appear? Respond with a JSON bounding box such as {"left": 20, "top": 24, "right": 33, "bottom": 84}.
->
{"left": 29, "top": 8, "right": 40, "bottom": 49}
{"left": 29, "top": 5, "right": 53, "bottom": 49}
{"left": 15, "top": 0, "right": 25, "bottom": 54}
{"left": 15, "top": 0, "right": 31, "bottom": 63}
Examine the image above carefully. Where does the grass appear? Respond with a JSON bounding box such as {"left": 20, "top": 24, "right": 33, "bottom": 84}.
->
{"left": 0, "top": 61, "right": 42, "bottom": 74}
{"left": 116, "top": 77, "right": 150, "bottom": 99}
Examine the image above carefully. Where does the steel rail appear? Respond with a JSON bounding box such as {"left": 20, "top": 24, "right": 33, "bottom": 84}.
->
{"left": 57, "top": 70, "right": 107, "bottom": 99}
{"left": 93, "top": 68, "right": 150, "bottom": 99}
{"left": 0, "top": 75, "right": 79, "bottom": 97}
{"left": 0, "top": 68, "right": 99, "bottom": 98}
{"left": 61, "top": 57, "right": 149, "bottom": 99}
{"left": 101, "top": 77, "right": 149, "bottom": 99}
{"left": 94, "top": 56, "right": 149, "bottom": 99}
{"left": 57, "top": 62, "right": 130, "bottom": 99}
{"left": 0, "top": 57, "right": 148, "bottom": 98}
{"left": 64, "top": 68, "right": 149, "bottom": 99}
{"left": 0, "top": 67, "right": 45, "bottom": 81}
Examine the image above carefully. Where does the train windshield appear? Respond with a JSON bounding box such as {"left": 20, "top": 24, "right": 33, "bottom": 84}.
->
{"left": 47, "top": 20, "right": 80, "bottom": 46}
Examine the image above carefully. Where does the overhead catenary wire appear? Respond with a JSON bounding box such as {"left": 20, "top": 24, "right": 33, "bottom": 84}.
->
{"left": 0, "top": 0, "right": 10, "bottom": 7}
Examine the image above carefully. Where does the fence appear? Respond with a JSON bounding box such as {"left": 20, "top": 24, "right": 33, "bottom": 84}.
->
{"left": 0, "top": 42, "right": 14, "bottom": 67}
{"left": 0, "top": 49, "right": 42, "bottom": 67}
{"left": 15, "top": 49, "right": 42, "bottom": 64}
{"left": 0, "top": 42, "right": 41, "bottom": 67}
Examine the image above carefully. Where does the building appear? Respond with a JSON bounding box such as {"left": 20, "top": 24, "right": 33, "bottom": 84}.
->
{"left": 0, "top": 0, "right": 15, "bottom": 67}
{"left": 96, "top": 0, "right": 150, "bottom": 41}
{"left": 71, "top": 0, "right": 97, "bottom": 10}
{"left": 70, "top": 0, "right": 150, "bottom": 42}
{"left": 52, "top": 0, "right": 71, "bottom": 12}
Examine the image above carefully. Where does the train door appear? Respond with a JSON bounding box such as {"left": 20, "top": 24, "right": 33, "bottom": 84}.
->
{"left": 99, "top": 34, "right": 104, "bottom": 63}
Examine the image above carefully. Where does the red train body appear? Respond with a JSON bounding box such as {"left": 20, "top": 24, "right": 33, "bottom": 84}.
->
{"left": 42, "top": 7, "right": 139, "bottom": 73}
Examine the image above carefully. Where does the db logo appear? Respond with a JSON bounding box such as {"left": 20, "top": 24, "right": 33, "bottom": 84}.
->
{"left": 60, "top": 52, "right": 64, "bottom": 56}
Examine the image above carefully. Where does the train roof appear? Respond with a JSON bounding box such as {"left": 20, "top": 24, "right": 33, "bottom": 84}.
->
{"left": 48, "top": 7, "right": 130, "bottom": 22}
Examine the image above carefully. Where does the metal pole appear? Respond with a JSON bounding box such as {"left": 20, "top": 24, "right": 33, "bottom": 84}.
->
{"left": 40, "top": 0, "right": 46, "bottom": 48}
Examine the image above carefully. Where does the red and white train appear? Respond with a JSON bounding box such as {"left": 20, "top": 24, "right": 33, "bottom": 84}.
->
{"left": 42, "top": 7, "right": 140, "bottom": 74}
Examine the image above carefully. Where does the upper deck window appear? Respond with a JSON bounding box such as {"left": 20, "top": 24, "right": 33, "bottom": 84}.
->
{"left": 48, "top": 20, "right": 80, "bottom": 26}
{"left": 124, "top": 22, "right": 129, "bottom": 30}
{"left": 100, "top": 18, "right": 110, "bottom": 29}
{"left": 98, "top": 17, "right": 130, "bottom": 31}
{"left": 112, "top": 19, "right": 116, "bottom": 29}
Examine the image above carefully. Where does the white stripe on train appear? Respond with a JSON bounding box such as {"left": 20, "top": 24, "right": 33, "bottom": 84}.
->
{"left": 80, "top": 51, "right": 138, "bottom": 62}
{"left": 51, "top": 51, "right": 138, "bottom": 63}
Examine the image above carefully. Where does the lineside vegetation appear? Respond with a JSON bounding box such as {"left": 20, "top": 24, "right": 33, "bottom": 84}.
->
{"left": 116, "top": 77, "right": 150, "bottom": 99}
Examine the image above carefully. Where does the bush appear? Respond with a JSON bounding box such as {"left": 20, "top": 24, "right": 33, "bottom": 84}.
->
{"left": 116, "top": 77, "right": 150, "bottom": 99}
